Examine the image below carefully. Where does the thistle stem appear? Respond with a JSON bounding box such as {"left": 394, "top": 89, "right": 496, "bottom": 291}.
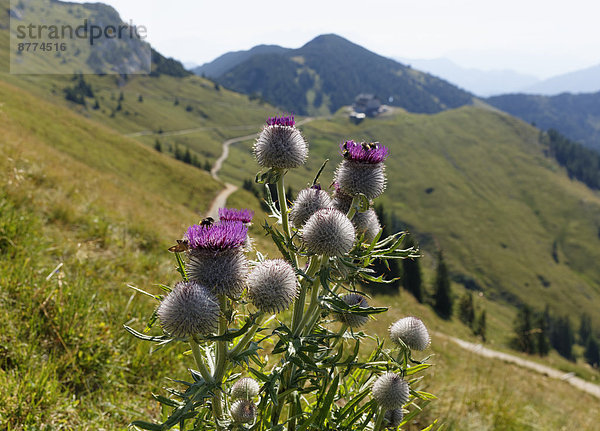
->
{"left": 212, "top": 295, "right": 229, "bottom": 424}
{"left": 275, "top": 172, "right": 295, "bottom": 260}
{"left": 228, "top": 312, "right": 265, "bottom": 358}
{"left": 373, "top": 406, "right": 385, "bottom": 431}
{"left": 189, "top": 340, "right": 214, "bottom": 383}
{"left": 293, "top": 256, "right": 323, "bottom": 337}
{"left": 330, "top": 324, "right": 348, "bottom": 350}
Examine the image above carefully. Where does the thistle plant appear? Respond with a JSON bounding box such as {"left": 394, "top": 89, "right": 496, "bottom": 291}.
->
{"left": 127, "top": 115, "right": 436, "bottom": 430}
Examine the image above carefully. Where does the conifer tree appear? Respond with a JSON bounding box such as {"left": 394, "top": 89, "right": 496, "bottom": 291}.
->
{"left": 550, "top": 315, "right": 575, "bottom": 360}
{"left": 584, "top": 336, "right": 600, "bottom": 368}
{"left": 474, "top": 309, "right": 487, "bottom": 342}
{"left": 183, "top": 148, "right": 192, "bottom": 164}
{"left": 433, "top": 250, "right": 452, "bottom": 319}
{"left": 513, "top": 305, "right": 535, "bottom": 354}
{"left": 402, "top": 235, "right": 423, "bottom": 302}
{"left": 364, "top": 204, "right": 400, "bottom": 292}
{"left": 535, "top": 312, "right": 550, "bottom": 356}
{"left": 579, "top": 313, "right": 592, "bottom": 345}
{"left": 458, "top": 292, "right": 475, "bottom": 327}
{"left": 174, "top": 144, "right": 183, "bottom": 161}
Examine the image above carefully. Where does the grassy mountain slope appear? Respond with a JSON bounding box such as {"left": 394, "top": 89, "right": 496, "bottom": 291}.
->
{"left": 1, "top": 0, "right": 274, "bottom": 170}
{"left": 486, "top": 92, "right": 600, "bottom": 152}
{"left": 0, "top": 68, "right": 274, "bottom": 168}
{"left": 0, "top": 77, "right": 231, "bottom": 427}
{"left": 220, "top": 107, "right": 600, "bottom": 321}
{"left": 214, "top": 34, "right": 474, "bottom": 115}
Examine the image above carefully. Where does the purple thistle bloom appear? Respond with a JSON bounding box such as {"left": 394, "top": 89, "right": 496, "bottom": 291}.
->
{"left": 340, "top": 140, "right": 388, "bottom": 164}
{"left": 219, "top": 207, "right": 254, "bottom": 224}
{"left": 186, "top": 221, "right": 248, "bottom": 251}
{"left": 266, "top": 114, "right": 295, "bottom": 127}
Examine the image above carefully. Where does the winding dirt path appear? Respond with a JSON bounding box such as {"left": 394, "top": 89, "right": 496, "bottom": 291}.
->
{"left": 206, "top": 117, "right": 317, "bottom": 219}
{"left": 436, "top": 332, "right": 600, "bottom": 399}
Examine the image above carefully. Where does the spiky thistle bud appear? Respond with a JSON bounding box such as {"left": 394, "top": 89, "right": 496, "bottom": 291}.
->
{"left": 156, "top": 281, "right": 219, "bottom": 337}
{"left": 231, "top": 377, "right": 260, "bottom": 400}
{"left": 219, "top": 207, "right": 254, "bottom": 224}
{"left": 384, "top": 409, "right": 404, "bottom": 428}
{"left": 353, "top": 208, "right": 381, "bottom": 243}
{"left": 186, "top": 221, "right": 248, "bottom": 298}
{"left": 331, "top": 184, "right": 353, "bottom": 214}
{"left": 302, "top": 208, "right": 356, "bottom": 257}
{"left": 334, "top": 140, "right": 387, "bottom": 199}
{"left": 289, "top": 185, "right": 333, "bottom": 228}
{"left": 372, "top": 372, "right": 410, "bottom": 410}
{"left": 247, "top": 259, "right": 298, "bottom": 313}
{"left": 389, "top": 316, "right": 431, "bottom": 351}
{"left": 335, "top": 293, "right": 369, "bottom": 328}
{"left": 254, "top": 115, "right": 308, "bottom": 169}
{"left": 230, "top": 399, "right": 257, "bottom": 423}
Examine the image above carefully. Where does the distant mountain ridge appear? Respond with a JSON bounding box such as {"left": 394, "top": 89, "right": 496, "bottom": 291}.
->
{"left": 486, "top": 92, "right": 600, "bottom": 152}
{"left": 521, "top": 63, "right": 600, "bottom": 95}
{"left": 194, "top": 34, "right": 474, "bottom": 115}
{"left": 397, "top": 57, "right": 540, "bottom": 97}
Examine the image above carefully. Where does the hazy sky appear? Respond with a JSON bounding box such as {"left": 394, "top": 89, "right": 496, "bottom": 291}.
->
{"left": 72, "top": 0, "right": 599, "bottom": 79}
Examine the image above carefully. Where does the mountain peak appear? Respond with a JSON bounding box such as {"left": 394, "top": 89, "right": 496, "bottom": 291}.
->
{"left": 300, "top": 33, "right": 362, "bottom": 51}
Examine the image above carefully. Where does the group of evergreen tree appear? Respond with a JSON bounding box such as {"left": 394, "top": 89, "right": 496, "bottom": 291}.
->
{"left": 154, "top": 140, "right": 211, "bottom": 173}
{"left": 432, "top": 250, "right": 452, "bottom": 319}
{"left": 458, "top": 292, "right": 487, "bottom": 341}
{"left": 366, "top": 204, "right": 483, "bottom": 333}
{"left": 366, "top": 204, "right": 402, "bottom": 292}
{"left": 540, "top": 129, "right": 600, "bottom": 190}
{"left": 580, "top": 314, "right": 600, "bottom": 368}
{"left": 63, "top": 73, "right": 94, "bottom": 106}
{"left": 512, "top": 306, "right": 599, "bottom": 367}
{"left": 150, "top": 49, "right": 192, "bottom": 78}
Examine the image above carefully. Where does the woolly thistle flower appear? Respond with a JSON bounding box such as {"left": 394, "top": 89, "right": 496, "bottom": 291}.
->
{"left": 289, "top": 185, "right": 333, "bottom": 228}
{"left": 389, "top": 316, "right": 431, "bottom": 351}
{"left": 302, "top": 208, "right": 356, "bottom": 257}
{"left": 384, "top": 409, "right": 404, "bottom": 428}
{"left": 334, "top": 140, "right": 388, "bottom": 199}
{"left": 186, "top": 221, "right": 247, "bottom": 251}
{"left": 218, "top": 207, "right": 254, "bottom": 224}
{"left": 254, "top": 115, "right": 308, "bottom": 169}
{"left": 186, "top": 221, "right": 249, "bottom": 297}
{"left": 353, "top": 208, "right": 381, "bottom": 243}
{"left": 335, "top": 293, "right": 370, "bottom": 328}
{"left": 230, "top": 400, "right": 257, "bottom": 423}
{"left": 156, "top": 281, "right": 219, "bottom": 337}
{"left": 231, "top": 377, "right": 260, "bottom": 400}
{"left": 372, "top": 372, "right": 410, "bottom": 410}
{"left": 247, "top": 259, "right": 298, "bottom": 313}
